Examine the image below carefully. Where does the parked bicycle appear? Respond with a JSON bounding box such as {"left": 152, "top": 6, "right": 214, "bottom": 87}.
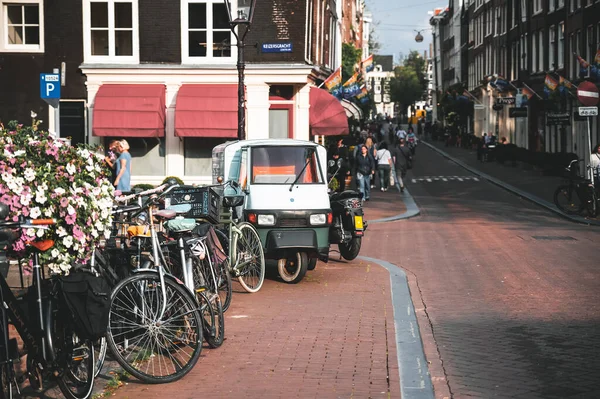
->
{"left": 0, "top": 204, "right": 96, "bottom": 399}
{"left": 553, "top": 159, "right": 598, "bottom": 217}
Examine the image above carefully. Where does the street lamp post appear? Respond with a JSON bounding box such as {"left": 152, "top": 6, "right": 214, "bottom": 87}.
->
{"left": 224, "top": 0, "right": 257, "bottom": 141}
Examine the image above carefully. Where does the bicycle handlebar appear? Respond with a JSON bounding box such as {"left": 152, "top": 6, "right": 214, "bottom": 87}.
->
{"left": 114, "top": 184, "right": 169, "bottom": 203}
{"left": 0, "top": 217, "right": 56, "bottom": 228}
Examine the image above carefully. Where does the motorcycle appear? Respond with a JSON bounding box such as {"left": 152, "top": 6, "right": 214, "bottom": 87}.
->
{"left": 327, "top": 160, "right": 367, "bottom": 261}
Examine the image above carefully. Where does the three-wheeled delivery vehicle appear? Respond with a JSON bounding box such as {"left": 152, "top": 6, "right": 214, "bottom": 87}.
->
{"left": 212, "top": 139, "right": 331, "bottom": 283}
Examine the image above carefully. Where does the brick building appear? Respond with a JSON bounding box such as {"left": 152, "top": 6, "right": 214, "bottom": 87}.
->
{"left": 0, "top": 0, "right": 347, "bottom": 184}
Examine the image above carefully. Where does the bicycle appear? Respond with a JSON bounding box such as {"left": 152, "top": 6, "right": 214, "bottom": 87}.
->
{"left": 219, "top": 181, "right": 265, "bottom": 294}
{"left": 0, "top": 209, "right": 95, "bottom": 399}
{"left": 553, "top": 159, "right": 598, "bottom": 217}
{"left": 105, "top": 185, "right": 204, "bottom": 384}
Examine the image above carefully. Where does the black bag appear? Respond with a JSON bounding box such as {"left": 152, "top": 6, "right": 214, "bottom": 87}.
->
{"left": 59, "top": 272, "right": 111, "bottom": 341}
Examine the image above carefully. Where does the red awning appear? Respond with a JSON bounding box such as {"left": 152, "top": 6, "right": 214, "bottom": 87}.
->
{"left": 175, "top": 84, "right": 238, "bottom": 138}
{"left": 93, "top": 84, "right": 166, "bottom": 137}
{"left": 309, "top": 87, "right": 349, "bottom": 136}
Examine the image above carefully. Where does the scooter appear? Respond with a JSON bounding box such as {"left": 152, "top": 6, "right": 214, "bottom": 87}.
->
{"left": 327, "top": 160, "right": 367, "bottom": 260}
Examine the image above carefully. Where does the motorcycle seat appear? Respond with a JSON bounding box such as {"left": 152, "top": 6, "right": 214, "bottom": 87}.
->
{"left": 330, "top": 190, "right": 362, "bottom": 201}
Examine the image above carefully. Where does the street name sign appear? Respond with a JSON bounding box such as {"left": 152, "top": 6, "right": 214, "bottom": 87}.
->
{"left": 261, "top": 42, "right": 293, "bottom": 53}
{"left": 40, "top": 73, "right": 60, "bottom": 108}
{"left": 509, "top": 107, "right": 528, "bottom": 118}
{"left": 576, "top": 81, "right": 599, "bottom": 106}
{"left": 496, "top": 97, "right": 516, "bottom": 105}
{"left": 578, "top": 106, "right": 598, "bottom": 117}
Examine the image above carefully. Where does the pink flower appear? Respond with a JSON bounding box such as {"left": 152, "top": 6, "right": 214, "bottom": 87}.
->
{"left": 65, "top": 214, "right": 76, "bottom": 225}
{"left": 60, "top": 197, "right": 69, "bottom": 207}
{"left": 72, "top": 225, "right": 84, "bottom": 240}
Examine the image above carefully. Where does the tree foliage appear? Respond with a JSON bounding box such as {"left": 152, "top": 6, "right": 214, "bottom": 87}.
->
{"left": 404, "top": 50, "right": 428, "bottom": 91}
{"left": 368, "top": 27, "right": 381, "bottom": 55}
{"left": 389, "top": 66, "right": 422, "bottom": 113}
{"left": 342, "top": 43, "right": 362, "bottom": 82}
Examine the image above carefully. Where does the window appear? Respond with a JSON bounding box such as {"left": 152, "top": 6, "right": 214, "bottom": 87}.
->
{"left": 538, "top": 30, "right": 544, "bottom": 71}
{"left": 570, "top": 33, "right": 576, "bottom": 78}
{"left": 185, "top": 138, "right": 227, "bottom": 176}
{"left": 181, "top": 0, "right": 234, "bottom": 63}
{"left": 511, "top": 0, "right": 516, "bottom": 28}
{"left": 558, "top": 22, "right": 564, "bottom": 68}
{"left": 0, "top": 0, "right": 44, "bottom": 52}
{"left": 103, "top": 137, "right": 165, "bottom": 176}
{"left": 587, "top": 25, "right": 594, "bottom": 64}
{"left": 558, "top": 0, "right": 565, "bottom": 8}
{"left": 83, "top": 0, "right": 138, "bottom": 63}
{"left": 520, "top": 1, "right": 527, "bottom": 22}
{"left": 533, "top": 0, "right": 543, "bottom": 14}
{"left": 550, "top": 0, "right": 555, "bottom": 12}
{"left": 250, "top": 147, "right": 324, "bottom": 185}
{"left": 549, "top": 26, "right": 556, "bottom": 70}
{"left": 532, "top": 31, "right": 537, "bottom": 71}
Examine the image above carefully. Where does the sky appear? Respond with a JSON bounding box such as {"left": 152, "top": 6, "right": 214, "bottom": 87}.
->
{"left": 365, "top": 0, "right": 448, "bottom": 64}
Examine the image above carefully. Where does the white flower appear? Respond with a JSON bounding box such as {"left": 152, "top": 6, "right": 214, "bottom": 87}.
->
{"left": 23, "top": 168, "right": 36, "bottom": 182}
{"left": 86, "top": 164, "right": 94, "bottom": 172}
{"left": 54, "top": 187, "right": 66, "bottom": 196}
{"left": 51, "top": 248, "right": 60, "bottom": 259}
{"left": 62, "top": 236, "right": 73, "bottom": 248}
{"left": 35, "top": 189, "right": 47, "bottom": 205}
{"left": 66, "top": 205, "right": 76, "bottom": 215}
{"left": 36, "top": 229, "right": 44, "bottom": 238}
{"left": 56, "top": 227, "right": 68, "bottom": 237}
{"left": 3, "top": 149, "right": 14, "bottom": 159}
{"left": 44, "top": 207, "right": 53, "bottom": 217}
{"left": 30, "top": 207, "right": 42, "bottom": 219}
{"left": 30, "top": 111, "right": 37, "bottom": 119}
{"left": 25, "top": 228, "right": 36, "bottom": 238}
{"left": 66, "top": 162, "right": 76, "bottom": 175}
{"left": 14, "top": 150, "right": 26, "bottom": 157}
{"left": 20, "top": 193, "right": 31, "bottom": 206}
{"left": 95, "top": 221, "right": 105, "bottom": 232}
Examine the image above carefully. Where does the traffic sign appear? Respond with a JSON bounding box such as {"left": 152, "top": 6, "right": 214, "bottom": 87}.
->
{"left": 578, "top": 106, "right": 598, "bottom": 117}
{"left": 496, "top": 97, "right": 516, "bottom": 105}
{"left": 576, "top": 81, "right": 599, "bottom": 106}
{"left": 40, "top": 73, "right": 60, "bottom": 108}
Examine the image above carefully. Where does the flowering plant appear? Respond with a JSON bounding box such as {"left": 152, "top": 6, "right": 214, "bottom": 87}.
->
{"left": 0, "top": 120, "right": 114, "bottom": 274}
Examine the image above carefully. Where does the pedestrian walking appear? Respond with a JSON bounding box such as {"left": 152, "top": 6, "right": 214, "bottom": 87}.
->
{"left": 375, "top": 142, "right": 392, "bottom": 191}
{"left": 354, "top": 145, "right": 376, "bottom": 201}
{"left": 391, "top": 139, "right": 412, "bottom": 193}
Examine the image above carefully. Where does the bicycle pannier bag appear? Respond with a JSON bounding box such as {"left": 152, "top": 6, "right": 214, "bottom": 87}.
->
{"left": 59, "top": 272, "right": 111, "bottom": 340}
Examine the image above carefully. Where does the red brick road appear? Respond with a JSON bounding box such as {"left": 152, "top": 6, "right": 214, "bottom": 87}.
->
{"left": 111, "top": 259, "right": 401, "bottom": 399}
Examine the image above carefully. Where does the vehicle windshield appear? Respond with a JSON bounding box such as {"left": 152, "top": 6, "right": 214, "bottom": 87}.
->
{"left": 250, "top": 146, "right": 324, "bottom": 185}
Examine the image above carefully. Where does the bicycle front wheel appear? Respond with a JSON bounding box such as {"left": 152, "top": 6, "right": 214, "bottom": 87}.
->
{"left": 554, "top": 184, "right": 584, "bottom": 214}
{"left": 234, "top": 223, "right": 265, "bottom": 293}
{"left": 55, "top": 321, "right": 95, "bottom": 399}
{"left": 106, "top": 272, "right": 203, "bottom": 384}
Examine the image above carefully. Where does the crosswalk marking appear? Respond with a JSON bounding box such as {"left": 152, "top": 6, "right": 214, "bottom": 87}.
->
{"left": 410, "top": 176, "right": 481, "bottom": 184}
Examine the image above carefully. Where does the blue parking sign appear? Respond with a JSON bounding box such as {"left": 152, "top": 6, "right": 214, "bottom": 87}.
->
{"left": 40, "top": 73, "right": 61, "bottom": 99}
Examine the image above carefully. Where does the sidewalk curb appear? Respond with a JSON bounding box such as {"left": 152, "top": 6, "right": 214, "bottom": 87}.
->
{"left": 422, "top": 141, "right": 600, "bottom": 227}
{"left": 358, "top": 256, "right": 435, "bottom": 399}
{"left": 369, "top": 188, "right": 421, "bottom": 223}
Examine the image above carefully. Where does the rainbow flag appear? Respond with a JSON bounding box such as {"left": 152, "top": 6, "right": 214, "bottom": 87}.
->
{"left": 342, "top": 72, "right": 361, "bottom": 99}
{"left": 362, "top": 55, "right": 374, "bottom": 74}
{"left": 522, "top": 87, "right": 533, "bottom": 100}
{"left": 559, "top": 76, "right": 573, "bottom": 89}
{"left": 324, "top": 67, "right": 342, "bottom": 99}
{"left": 575, "top": 53, "right": 590, "bottom": 69}
{"left": 356, "top": 85, "right": 370, "bottom": 104}
{"left": 544, "top": 74, "right": 558, "bottom": 91}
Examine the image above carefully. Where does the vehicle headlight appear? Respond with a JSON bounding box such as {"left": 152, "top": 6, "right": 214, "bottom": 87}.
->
{"left": 309, "top": 214, "right": 327, "bottom": 225}
{"left": 257, "top": 214, "right": 275, "bottom": 226}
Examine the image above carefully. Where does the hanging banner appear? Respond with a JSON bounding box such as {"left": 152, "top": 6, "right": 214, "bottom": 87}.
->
{"left": 323, "top": 67, "right": 343, "bottom": 99}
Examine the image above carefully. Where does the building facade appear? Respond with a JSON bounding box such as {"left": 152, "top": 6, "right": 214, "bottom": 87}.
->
{"left": 432, "top": 0, "right": 600, "bottom": 167}
{"left": 366, "top": 55, "right": 394, "bottom": 119}
{"left": 0, "top": 0, "right": 351, "bottom": 185}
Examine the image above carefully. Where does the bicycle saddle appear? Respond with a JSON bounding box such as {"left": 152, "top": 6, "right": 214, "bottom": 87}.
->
{"left": 154, "top": 209, "right": 177, "bottom": 220}
{"left": 28, "top": 240, "right": 54, "bottom": 252}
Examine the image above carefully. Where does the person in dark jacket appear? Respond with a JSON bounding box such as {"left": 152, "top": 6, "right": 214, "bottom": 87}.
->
{"left": 354, "top": 144, "right": 376, "bottom": 201}
{"left": 391, "top": 139, "right": 412, "bottom": 193}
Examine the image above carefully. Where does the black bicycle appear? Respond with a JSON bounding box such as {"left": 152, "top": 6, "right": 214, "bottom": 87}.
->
{"left": 0, "top": 204, "right": 95, "bottom": 399}
{"left": 553, "top": 159, "right": 598, "bottom": 217}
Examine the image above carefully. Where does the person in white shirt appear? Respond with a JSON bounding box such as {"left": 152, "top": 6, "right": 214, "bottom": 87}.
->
{"left": 591, "top": 143, "right": 600, "bottom": 181}
{"left": 396, "top": 129, "right": 407, "bottom": 141}
{"left": 375, "top": 142, "right": 393, "bottom": 191}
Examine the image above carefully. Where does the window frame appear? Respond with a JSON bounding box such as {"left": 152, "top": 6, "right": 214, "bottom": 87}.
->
{"left": 181, "top": 0, "right": 235, "bottom": 64}
{"left": 558, "top": 22, "right": 565, "bottom": 68}
{"left": 0, "top": 0, "right": 44, "bottom": 53}
{"left": 533, "top": 0, "right": 543, "bottom": 14}
{"left": 549, "top": 25, "right": 556, "bottom": 70}
{"left": 82, "top": 0, "right": 139, "bottom": 64}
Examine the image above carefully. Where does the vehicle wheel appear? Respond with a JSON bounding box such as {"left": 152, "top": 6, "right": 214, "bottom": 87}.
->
{"left": 55, "top": 320, "right": 95, "bottom": 399}
{"left": 307, "top": 258, "right": 318, "bottom": 271}
{"left": 106, "top": 272, "right": 203, "bottom": 383}
{"left": 554, "top": 185, "right": 584, "bottom": 214}
{"left": 217, "top": 259, "right": 232, "bottom": 312}
{"left": 338, "top": 237, "right": 362, "bottom": 261}
{"left": 94, "top": 337, "right": 107, "bottom": 377}
{"left": 234, "top": 223, "right": 265, "bottom": 293}
{"left": 197, "top": 291, "right": 225, "bottom": 349}
{"left": 277, "top": 252, "right": 308, "bottom": 284}
{"left": 587, "top": 189, "right": 598, "bottom": 217}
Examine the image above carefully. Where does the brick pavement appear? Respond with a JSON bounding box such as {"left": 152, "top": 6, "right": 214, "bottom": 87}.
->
{"left": 111, "top": 258, "right": 401, "bottom": 399}
{"left": 362, "top": 189, "right": 407, "bottom": 221}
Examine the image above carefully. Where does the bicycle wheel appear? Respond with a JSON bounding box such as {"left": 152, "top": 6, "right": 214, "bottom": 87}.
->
{"left": 197, "top": 291, "right": 224, "bottom": 349}
{"left": 55, "top": 318, "right": 95, "bottom": 399}
{"left": 94, "top": 337, "right": 107, "bottom": 377}
{"left": 217, "top": 259, "right": 232, "bottom": 312}
{"left": 106, "top": 272, "right": 203, "bottom": 383}
{"left": 553, "top": 185, "right": 584, "bottom": 214}
{"left": 234, "top": 223, "right": 265, "bottom": 293}
{"left": 194, "top": 256, "right": 232, "bottom": 314}
{"left": 587, "top": 189, "right": 598, "bottom": 217}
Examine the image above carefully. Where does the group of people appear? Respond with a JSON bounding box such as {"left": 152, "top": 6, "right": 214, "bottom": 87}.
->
{"left": 328, "top": 123, "right": 416, "bottom": 201}
{"left": 104, "top": 139, "right": 132, "bottom": 192}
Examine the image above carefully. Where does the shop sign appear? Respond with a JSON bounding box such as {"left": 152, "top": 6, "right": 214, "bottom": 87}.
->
{"left": 508, "top": 107, "right": 528, "bottom": 118}
{"left": 546, "top": 112, "right": 571, "bottom": 126}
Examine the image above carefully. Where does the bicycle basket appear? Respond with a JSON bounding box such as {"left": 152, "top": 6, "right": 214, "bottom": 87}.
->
{"left": 223, "top": 194, "right": 244, "bottom": 208}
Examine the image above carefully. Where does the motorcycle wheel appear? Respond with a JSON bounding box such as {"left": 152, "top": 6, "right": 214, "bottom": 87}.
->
{"left": 277, "top": 252, "right": 308, "bottom": 284}
{"left": 338, "top": 237, "right": 362, "bottom": 261}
